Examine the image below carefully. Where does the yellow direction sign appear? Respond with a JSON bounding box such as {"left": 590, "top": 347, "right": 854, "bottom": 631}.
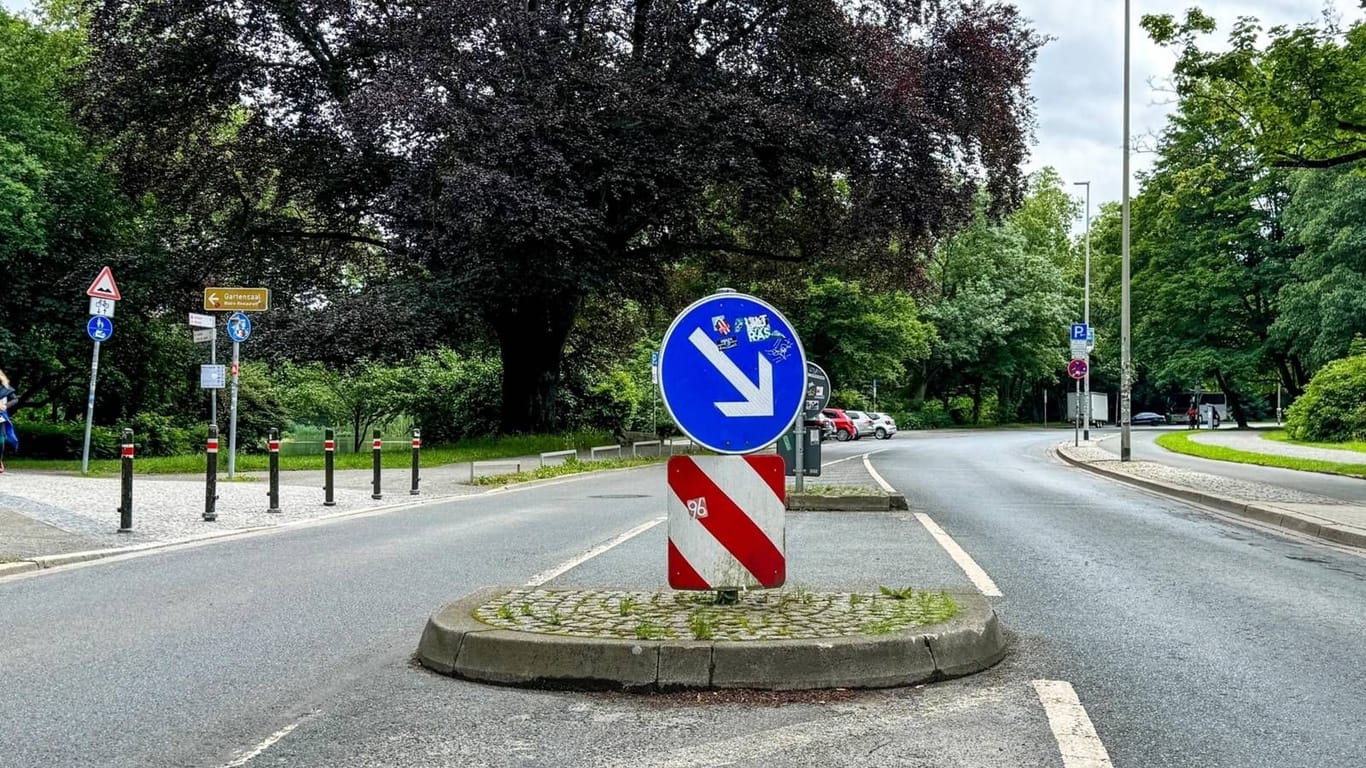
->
{"left": 204, "top": 287, "right": 270, "bottom": 312}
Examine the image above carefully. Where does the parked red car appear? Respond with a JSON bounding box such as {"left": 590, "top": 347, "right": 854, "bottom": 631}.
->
{"left": 821, "top": 407, "right": 860, "bottom": 441}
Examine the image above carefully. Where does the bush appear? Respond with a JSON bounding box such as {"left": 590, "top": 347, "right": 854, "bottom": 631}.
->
{"left": 1285, "top": 353, "right": 1366, "bottom": 442}
{"left": 899, "top": 401, "right": 953, "bottom": 430}
{"left": 127, "top": 412, "right": 206, "bottom": 457}
{"left": 7, "top": 419, "right": 119, "bottom": 459}
{"left": 398, "top": 350, "right": 503, "bottom": 442}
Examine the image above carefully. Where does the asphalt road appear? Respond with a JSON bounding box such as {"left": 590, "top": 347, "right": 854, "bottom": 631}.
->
{"left": 2, "top": 430, "right": 1363, "bottom": 767}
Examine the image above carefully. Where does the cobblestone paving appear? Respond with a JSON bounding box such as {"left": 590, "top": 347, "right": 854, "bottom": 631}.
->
{"left": 1062, "top": 443, "right": 1343, "bottom": 505}
{"left": 473, "top": 587, "right": 958, "bottom": 641}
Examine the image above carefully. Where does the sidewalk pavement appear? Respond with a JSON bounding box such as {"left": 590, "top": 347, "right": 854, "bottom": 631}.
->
{"left": 1057, "top": 433, "right": 1366, "bottom": 551}
{"left": 0, "top": 440, "right": 888, "bottom": 577}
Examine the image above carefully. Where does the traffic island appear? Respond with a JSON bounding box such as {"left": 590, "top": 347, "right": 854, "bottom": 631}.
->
{"left": 787, "top": 490, "right": 909, "bottom": 511}
{"left": 417, "top": 586, "right": 1004, "bottom": 691}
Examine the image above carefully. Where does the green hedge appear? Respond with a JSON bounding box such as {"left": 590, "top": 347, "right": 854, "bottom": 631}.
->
{"left": 1286, "top": 353, "right": 1366, "bottom": 443}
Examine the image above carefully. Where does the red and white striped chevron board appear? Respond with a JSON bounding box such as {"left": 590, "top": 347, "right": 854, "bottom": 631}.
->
{"left": 667, "top": 455, "right": 785, "bottom": 590}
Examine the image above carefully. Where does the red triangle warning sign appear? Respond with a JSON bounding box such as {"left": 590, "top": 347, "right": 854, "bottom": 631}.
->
{"left": 86, "top": 266, "right": 122, "bottom": 300}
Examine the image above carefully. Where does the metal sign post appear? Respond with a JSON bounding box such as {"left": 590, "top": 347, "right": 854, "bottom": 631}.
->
{"left": 224, "top": 311, "right": 252, "bottom": 477}
{"left": 81, "top": 268, "right": 121, "bottom": 474}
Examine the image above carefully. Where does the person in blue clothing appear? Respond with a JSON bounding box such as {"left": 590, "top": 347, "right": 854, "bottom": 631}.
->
{"left": 0, "top": 368, "right": 18, "bottom": 472}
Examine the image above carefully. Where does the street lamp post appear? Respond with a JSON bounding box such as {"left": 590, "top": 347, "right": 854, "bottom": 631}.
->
{"left": 1073, "top": 180, "right": 1091, "bottom": 440}
{"left": 1120, "top": 0, "right": 1133, "bottom": 461}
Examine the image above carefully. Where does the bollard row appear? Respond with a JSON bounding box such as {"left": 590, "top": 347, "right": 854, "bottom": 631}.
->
{"left": 119, "top": 426, "right": 425, "bottom": 532}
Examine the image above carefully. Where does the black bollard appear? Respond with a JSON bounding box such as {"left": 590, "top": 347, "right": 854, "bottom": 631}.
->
{"left": 204, "top": 424, "right": 219, "bottom": 521}
{"left": 117, "top": 428, "right": 134, "bottom": 533}
{"left": 267, "top": 428, "right": 281, "bottom": 513}
{"left": 322, "top": 428, "right": 336, "bottom": 507}
{"left": 371, "top": 429, "right": 382, "bottom": 500}
{"left": 410, "top": 429, "right": 421, "bottom": 496}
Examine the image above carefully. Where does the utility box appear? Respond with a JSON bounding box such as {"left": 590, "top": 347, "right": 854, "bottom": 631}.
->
{"left": 776, "top": 425, "right": 822, "bottom": 477}
{"left": 1066, "top": 391, "right": 1109, "bottom": 426}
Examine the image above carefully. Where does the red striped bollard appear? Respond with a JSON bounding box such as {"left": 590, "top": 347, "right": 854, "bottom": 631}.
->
{"left": 267, "top": 428, "right": 281, "bottom": 513}
{"left": 322, "top": 428, "right": 336, "bottom": 507}
{"left": 371, "top": 429, "right": 382, "bottom": 500}
{"left": 117, "top": 428, "right": 134, "bottom": 532}
{"left": 410, "top": 429, "right": 421, "bottom": 496}
{"left": 204, "top": 424, "right": 219, "bottom": 521}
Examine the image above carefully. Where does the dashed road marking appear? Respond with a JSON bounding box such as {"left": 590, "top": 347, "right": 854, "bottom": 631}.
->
{"left": 914, "top": 512, "right": 1003, "bottom": 597}
{"left": 219, "top": 715, "right": 308, "bottom": 767}
{"left": 525, "top": 517, "right": 665, "bottom": 587}
{"left": 1032, "top": 680, "right": 1115, "bottom": 767}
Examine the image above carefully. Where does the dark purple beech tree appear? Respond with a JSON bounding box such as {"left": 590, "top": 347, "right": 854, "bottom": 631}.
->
{"left": 79, "top": 0, "right": 1041, "bottom": 432}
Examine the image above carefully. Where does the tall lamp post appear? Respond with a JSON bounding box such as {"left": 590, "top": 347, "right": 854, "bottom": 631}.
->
{"left": 1120, "top": 0, "right": 1133, "bottom": 461}
{"left": 1073, "top": 180, "right": 1091, "bottom": 440}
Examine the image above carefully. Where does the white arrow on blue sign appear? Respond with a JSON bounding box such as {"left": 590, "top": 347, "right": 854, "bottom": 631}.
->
{"left": 1070, "top": 323, "right": 1088, "bottom": 341}
{"left": 659, "top": 292, "right": 806, "bottom": 454}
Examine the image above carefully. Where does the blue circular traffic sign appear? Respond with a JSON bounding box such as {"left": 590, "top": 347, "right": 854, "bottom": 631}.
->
{"left": 659, "top": 292, "right": 806, "bottom": 454}
{"left": 86, "top": 316, "right": 114, "bottom": 342}
{"left": 226, "top": 312, "right": 252, "bottom": 342}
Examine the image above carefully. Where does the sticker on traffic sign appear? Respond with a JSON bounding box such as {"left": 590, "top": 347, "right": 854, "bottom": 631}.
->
{"left": 89, "top": 297, "right": 115, "bottom": 318}
{"left": 225, "top": 312, "right": 252, "bottom": 342}
{"left": 86, "top": 316, "right": 113, "bottom": 342}
{"left": 1068, "top": 358, "right": 1088, "bottom": 380}
{"left": 86, "top": 266, "right": 122, "bottom": 301}
{"left": 804, "top": 362, "right": 830, "bottom": 418}
{"left": 667, "top": 455, "right": 785, "bottom": 590}
{"left": 659, "top": 292, "right": 806, "bottom": 454}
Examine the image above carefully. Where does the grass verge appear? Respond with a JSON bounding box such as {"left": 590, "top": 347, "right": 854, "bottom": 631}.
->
{"left": 790, "top": 484, "right": 889, "bottom": 497}
{"left": 1155, "top": 431, "right": 1366, "bottom": 479}
{"left": 469, "top": 456, "right": 665, "bottom": 486}
{"left": 1261, "top": 430, "right": 1366, "bottom": 455}
{"left": 0, "top": 433, "right": 611, "bottom": 477}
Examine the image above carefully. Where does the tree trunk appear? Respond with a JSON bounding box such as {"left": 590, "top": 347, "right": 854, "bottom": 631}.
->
{"left": 1212, "top": 368, "right": 1249, "bottom": 429}
{"left": 490, "top": 289, "right": 582, "bottom": 433}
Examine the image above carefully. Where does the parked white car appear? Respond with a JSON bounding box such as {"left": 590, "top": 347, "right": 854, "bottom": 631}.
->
{"left": 843, "top": 410, "right": 877, "bottom": 439}
{"left": 869, "top": 412, "right": 898, "bottom": 439}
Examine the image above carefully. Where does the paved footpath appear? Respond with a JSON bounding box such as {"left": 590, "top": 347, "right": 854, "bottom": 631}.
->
{"left": 0, "top": 440, "right": 886, "bottom": 573}
{"left": 1058, "top": 431, "right": 1366, "bottom": 550}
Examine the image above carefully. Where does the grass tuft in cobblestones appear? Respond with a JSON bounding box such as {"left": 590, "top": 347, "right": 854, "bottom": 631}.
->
{"left": 475, "top": 588, "right": 959, "bottom": 641}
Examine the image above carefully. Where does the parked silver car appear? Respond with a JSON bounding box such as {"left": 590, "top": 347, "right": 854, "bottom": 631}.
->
{"left": 843, "top": 410, "right": 877, "bottom": 439}
{"left": 869, "top": 412, "right": 898, "bottom": 439}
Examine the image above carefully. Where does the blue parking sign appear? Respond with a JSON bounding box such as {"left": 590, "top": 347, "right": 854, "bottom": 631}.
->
{"left": 659, "top": 292, "right": 806, "bottom": 454}
{"left": 1071, "top": 323, "right": 1088, "bottom": 341}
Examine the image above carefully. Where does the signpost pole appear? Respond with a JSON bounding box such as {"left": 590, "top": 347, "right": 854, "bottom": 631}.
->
{"left": 80, "top": 340, "right": 101, "bottom": 474}
{"left": 210, "top": 332, "right": 218, "bottom": 426}
{"left": 1074, "top": 379, "right": 1081, "bottom": 447}
{"left": 228, "top": 340, "right": 240, "bottom": 478}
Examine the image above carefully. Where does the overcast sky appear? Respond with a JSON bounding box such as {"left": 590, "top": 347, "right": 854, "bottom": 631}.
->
{"left": 4, "top": 0, "right": 1361, "bottom": 218}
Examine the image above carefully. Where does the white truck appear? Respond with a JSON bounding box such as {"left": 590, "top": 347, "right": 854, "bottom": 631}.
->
{"left": 1066, "top": 391, "right": 1109, "bottom": 427}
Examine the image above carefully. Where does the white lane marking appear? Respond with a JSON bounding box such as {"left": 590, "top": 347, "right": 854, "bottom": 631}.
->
{"left": 219, "top": 716, "right": 307, "bottom": 767}
{"left": 1032, "top": 680, "right": 1115, "bottom": 768}
{"left": 525, "top": 517, "right": 665, "bottom": 587}
{"left": 914, "top": 512, "right": 1003, "bottom": 597}
{"left": 862, "top": 452, "right": 897, "bottom": 493}
{"left": 821, "top": 447, "right": 886, "bottom": 467}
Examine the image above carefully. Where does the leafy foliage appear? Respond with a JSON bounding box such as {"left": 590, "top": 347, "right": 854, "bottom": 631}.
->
{"left": 1285, "top": 351, "right": 1366, "bottom": 443}
{"left": 78, "top": 0, "right": 1043, "bottom": 431}
{"left": 1142, "top": 10, "right": 1366, "bottom": 169}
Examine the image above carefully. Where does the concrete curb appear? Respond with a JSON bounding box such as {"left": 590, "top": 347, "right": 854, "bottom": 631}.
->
{"left": 786, "top": 493, "right": 910, "bottom": 512}
{"left": 1055, "top": 446, "right": 1366, "bottom": 551}
{"left": 416, "top": 588, "right": 1004, "bottom": 691}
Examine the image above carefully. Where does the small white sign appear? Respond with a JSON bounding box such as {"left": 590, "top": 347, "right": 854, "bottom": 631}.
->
{"left": 188, "top": 312, "right": 215, "bottom": 328}
{"left": 89, "top": 297, "right": 115, "bottom": 318}
{"left": 200, "top": 364, "right": 226, "bottom": 389}
{"left": 1070, "top": 339, "right": 1089, "bottom": 358}
{"left": 192, "top": 328, "right": 214, "bottom": 343}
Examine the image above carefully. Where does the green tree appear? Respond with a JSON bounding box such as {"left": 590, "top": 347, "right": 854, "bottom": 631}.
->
{"left": 1143, "top": 9, "right": 1366, "bottom": 169}
{"left": 79, "top": 0, "right": 1044, "bottom": 433}
{"left": 1272, "top": 168, "right": 1366, "bottom": 374}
